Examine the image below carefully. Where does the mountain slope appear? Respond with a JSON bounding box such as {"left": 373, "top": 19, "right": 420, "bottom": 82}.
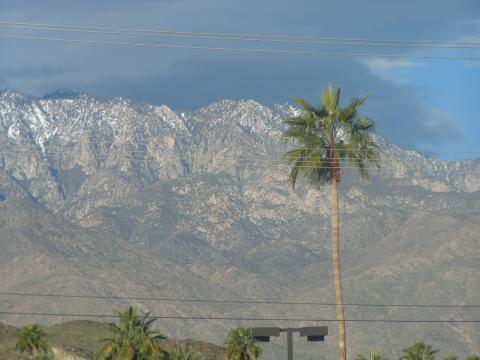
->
{"left": 0, "top": 90, "right": 479, "bottom": 359}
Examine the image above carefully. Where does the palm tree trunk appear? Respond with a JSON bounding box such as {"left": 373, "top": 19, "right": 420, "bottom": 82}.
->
{"left": 331, "top": 179, "right": 347, "bottom": 360}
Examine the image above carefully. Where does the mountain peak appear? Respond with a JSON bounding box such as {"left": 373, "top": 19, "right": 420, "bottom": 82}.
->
{"left": 42, "top": 89, "right": 83, "bottom": 100}
{"left": 0, "top": 89, "right": 33, "bottom": 102}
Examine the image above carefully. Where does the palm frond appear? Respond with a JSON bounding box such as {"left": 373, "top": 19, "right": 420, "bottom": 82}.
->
{"left": 284, "top": 85, "right": 380, "bottom": 185}
{"left": 340, "top": 95, "right": 369, "bottom": 126}
{"left": 321, "top": 85, "right": 340, "bottom": 114}
{"left": 291, "top": 97, "right": 326, "bottom": 117}
{"left": 292, "top": 97, "right": 316, "bottom": 114}
{"left": 96, "top": 306, "right": 165, "bottom": 360}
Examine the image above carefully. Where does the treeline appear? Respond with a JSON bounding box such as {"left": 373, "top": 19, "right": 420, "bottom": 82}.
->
{"left": 12, "top": 306, "right": 479, "bottom": 360}
{"left": 13, "top": 306, "right": 256, "bottom": 360}
{"left": 355, "top": 343, "right": 480, "bottom": 360}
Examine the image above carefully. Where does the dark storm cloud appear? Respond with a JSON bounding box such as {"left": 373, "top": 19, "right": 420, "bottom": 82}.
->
{"left": 0, "top": 0, "right": 477, "bottom": 150}
{"left": 80, "top": 54, "right": 463, "bottom": 148}
{"left": 0, "top": 65, "right": 77, "bottom": 80}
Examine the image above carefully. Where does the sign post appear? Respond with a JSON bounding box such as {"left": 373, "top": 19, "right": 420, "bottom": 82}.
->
{"left": 251, "top": 326, "right": 328, "bottom": 360}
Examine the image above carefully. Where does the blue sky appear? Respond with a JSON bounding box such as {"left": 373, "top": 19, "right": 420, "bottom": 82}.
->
{"left": 0, "top": 0, "right": 479, "bottom": 159}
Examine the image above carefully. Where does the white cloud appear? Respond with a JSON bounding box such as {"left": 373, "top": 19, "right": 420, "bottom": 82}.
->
{"left": 362, "top": 57, "right": 419, "bottom": 71}
{"left": 360, "top": 57, "right": 422, "bottom": 83}
{"left": 469, "top": 19, "right": 480, "bottom": 30}
{"left": 458, "top": 34, "right": 480, "bottom": 42}
{"left": 422, "top": 108, "right": 463, "bottom": 144}
{"left": 457, "top": 31, "right": 480, "bottom": 68}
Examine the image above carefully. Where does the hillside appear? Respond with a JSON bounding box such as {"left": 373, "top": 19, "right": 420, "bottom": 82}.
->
{"left": 0, "top": 320, "right": 226, "bottom": 359}
{"left": 0, "top": 90, "right": 479, "bottom": 359}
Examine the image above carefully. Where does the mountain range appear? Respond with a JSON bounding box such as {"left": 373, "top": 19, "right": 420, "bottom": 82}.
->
{"left": 0, "top": 90, "right": 479, "bottom": 359}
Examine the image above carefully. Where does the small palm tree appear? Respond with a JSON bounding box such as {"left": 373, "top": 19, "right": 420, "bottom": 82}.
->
{"left": 95, "top": 306, "right": 166, "bottom": 360}
{"left": 225, "top": 326, "right": 261, "bottom": 360}
{"left": 283, "top": 85, "right": 379, "bottom": 360}
{"left": 16, "top": 324, "right": 48, "bottom": 358}
{"left": 165, "top": 346, "right": 204, "bottom": 360}
{"left": 355, "top": 350, "right": 389, "bottom": 360}
{"left": 400, "top": 342, "right": 438, "bottom": 360}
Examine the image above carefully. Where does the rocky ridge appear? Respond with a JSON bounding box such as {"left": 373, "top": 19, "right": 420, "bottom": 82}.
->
{"left": 0, "top": 90, "right": 479, "bottom": 359}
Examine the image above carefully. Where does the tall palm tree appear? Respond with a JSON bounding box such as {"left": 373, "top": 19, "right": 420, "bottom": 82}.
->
{"left": 96, "top": 306, "right": 166, "bottom": 360}
{"left": 225, "top": 326, "right": 261, "bottom": 360}
{"left": 15, "top": 324, "right": 48, "bottom": 358}
{"left": 283, "top": 85, "right": 380, "bottom": 360}
{"left": 400, "top": 342, "right": 438, "bottom": 360}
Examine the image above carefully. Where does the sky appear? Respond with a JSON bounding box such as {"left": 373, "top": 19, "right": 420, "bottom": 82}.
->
{"left": 0, "top": 0, "right": 479, "bottom": 159}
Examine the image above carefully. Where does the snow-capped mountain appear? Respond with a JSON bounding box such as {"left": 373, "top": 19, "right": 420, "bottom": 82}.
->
{"left": 1, "top": 90, "right": 479, "bottom": 359}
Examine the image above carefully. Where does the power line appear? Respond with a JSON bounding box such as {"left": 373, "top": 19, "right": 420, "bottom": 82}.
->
{"left": 2, "top": 149, "right": 480, "bottom": 159}
{"left": 1, "top": 21, "right": 479, "bottom": 46}
{"left": 0, "top": 153, "right": 415, "bottom": 170}
{"left": 1, "top": 24, "right": 480, "bottom": 50}
{"left": 1, "top": 152, "right": 477, "bottom": 175}
{"left": 0, "top": 146, "right": 393, "bottom": 154}
{"left": 1, "top": 291, "right": 479, "bottom": 309}
{"left": 2, "top": 34, "right": 480, "bottom": 62}
{"left": 4, "top": 142, "right": 480, "bottom": 155}
{"left": 0, "top": 311, "right": 479, "bottom": 323}
{"left": 2, "top": 152, "right": 477, "bottom": 171}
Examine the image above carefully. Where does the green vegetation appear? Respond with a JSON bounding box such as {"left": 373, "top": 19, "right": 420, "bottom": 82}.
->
{"left": 224, "top": 326, "right": 261, "bottom": 360}
{"left": 283, "top": 85, "right": 379, "bottom": 360}
{"left": 164, "top": 346, "right": 204, "bottom": 360}
{"left": 0, "top": 316, "right": 225, "bottom": 359}
{"left": 1, "top": 314, "right": 479, "bottom": 360}
{"left": 400, "top": 342, "right": 439, "bottom": 360}
{"left": 95, "top": 306, "right": 166, "bottom": 359}
{"left": 15, "top": 324, "right": 49, "bottom": 358}
{"left": 356, "top": 350, "right": 390, "bottom": 360}
{"left": 162, "top": 340, "right": 225, "bottom": 360}
{"left": 46, "top": 320, "right": 109, "bottom": 357}
{"left": 354, "top": 343, "right": 478, "bottom": 360}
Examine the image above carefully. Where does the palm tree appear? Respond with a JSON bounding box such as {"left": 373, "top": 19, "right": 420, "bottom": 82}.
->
{"left": 400, "top": 342, "right": 438, "bottom": 360}
{"left": 15, "top": 324, "right": 48, "bottom": 358}
{"left": 164, "top": 346, "right": 204, "bottom": 360}
{"left": 95, "top": 305, "right": 166, "bottom": 360}
{"left": 283, "top": 85, "right": 379, "bottom": 360}
{"left": 225, "top": 326, "right": 261, "bottom": 360}
{"left": 355, "top": 350, "right": 389, "bottom": 360}
{"left": 444, "top": 357, "right": 458, "bottom": 360}
{"left": 466, "top": 356, "right": 480, "bottom": 360}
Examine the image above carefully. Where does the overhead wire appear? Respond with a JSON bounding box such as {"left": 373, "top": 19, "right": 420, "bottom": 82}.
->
{"left": 1, "top": 23, "right": 480, "bottom": 50}
{"left": 1, "top": 21, "right": 479, "bottom": 46}
{"left": 1, "top": 35, "right": 480, "bottom": 61}
{"left": 1, "top": 291, "right": 479, "bottom": 308}
{"left": 0, "top": 147, "right": 477, "bottom": 175}
{"left": 3, "top": 142, "right": 480, "bottom": 155}
{"left": 0, "top": 311, "right": 478, "bottom": 323}
{"left": 3, "top": 138, "right": 480, "bottom": 155}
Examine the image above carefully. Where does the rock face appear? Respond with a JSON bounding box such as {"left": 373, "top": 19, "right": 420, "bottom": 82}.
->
{"left": 0, "top": 90, "right": 479, "bottom": 359}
